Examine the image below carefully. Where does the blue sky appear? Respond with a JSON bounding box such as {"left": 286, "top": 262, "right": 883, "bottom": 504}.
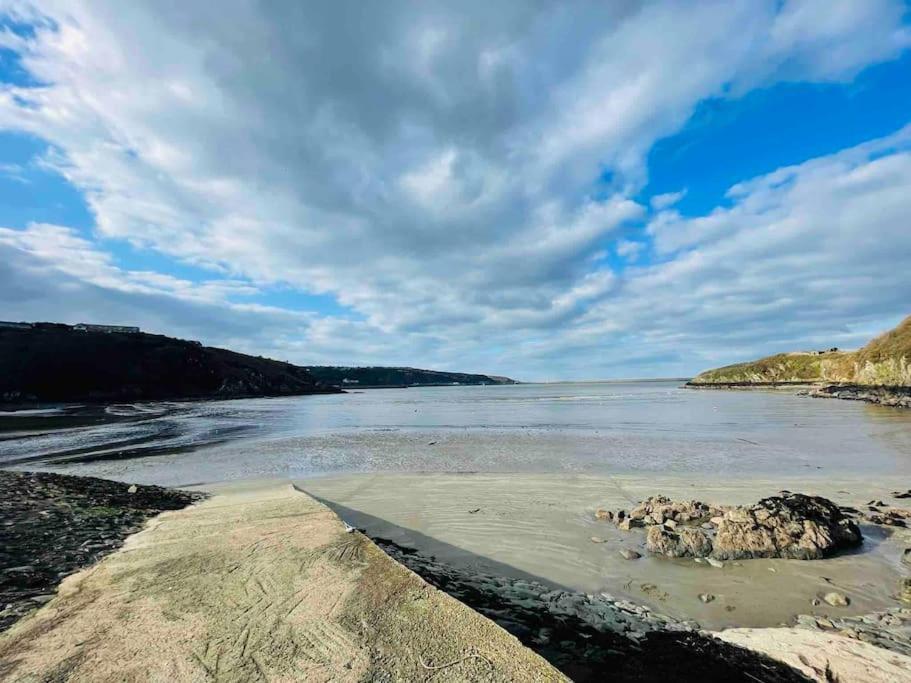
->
{"left": 1, "top": 1, "right": 910, "bottom": 380}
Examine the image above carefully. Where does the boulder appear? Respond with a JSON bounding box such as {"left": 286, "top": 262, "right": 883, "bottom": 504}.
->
{"left": 646, "top": 525, "right": 712, "bottom": 558}
{"left": 712, "top": 493, "right": 861, "bottom": 561}
{"left": 823, "top": 592, "right": 850, "bottom": 607}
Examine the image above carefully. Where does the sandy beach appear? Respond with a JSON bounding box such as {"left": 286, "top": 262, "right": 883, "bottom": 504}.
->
{"left": 299, "top": 472, "right": 911, "bottom": 631}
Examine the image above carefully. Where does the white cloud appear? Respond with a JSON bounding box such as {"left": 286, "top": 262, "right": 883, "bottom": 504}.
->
{"left": 650, "top": 190, "right": 686, "bottom": 211}
{"left": 0, "top": 1, "right": 908, "bottom": 378}
{"left": 615, "top": 240, "right": 644, "bottom": 261}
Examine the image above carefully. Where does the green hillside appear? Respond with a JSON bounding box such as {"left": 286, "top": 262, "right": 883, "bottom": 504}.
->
{"left": 690, "top": 315, "right": 911, "bottom": 387}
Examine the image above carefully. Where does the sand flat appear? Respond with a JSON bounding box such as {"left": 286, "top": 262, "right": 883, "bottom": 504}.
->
{"left": 0, "top": 482, "right": 564, "bottom": 682}
{"left": 300, "top": 472, "right": 911, "bottom": 630}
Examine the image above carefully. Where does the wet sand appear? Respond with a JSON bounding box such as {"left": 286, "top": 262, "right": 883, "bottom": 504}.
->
{"left": 298, "top": 472, "right": 911, "bottom": 631}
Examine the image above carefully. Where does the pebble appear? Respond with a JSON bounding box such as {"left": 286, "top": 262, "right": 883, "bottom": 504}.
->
{"left": 706, "top": 558, "right": 724, "bottom": 569}
{"left": 823, "top": 591, "right": 850, "bottom": 607}
{"left": 590, "top": 536, "right": 606, "bottom": 544}
{"left": 127, "top": 484, "right": 138, "bottom": 494}
{"left": 619, "top": 549, "right": 641, "bottom": 560}
{"left": 698, "top": 593, "right": 715, "bottom": 603}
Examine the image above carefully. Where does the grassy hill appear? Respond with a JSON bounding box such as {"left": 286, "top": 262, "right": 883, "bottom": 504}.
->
{"left": 690, "top": 315, "right": 911, "bottom": 387}
{"left": 0, "top": 324, "right": 339, "bottom": 404}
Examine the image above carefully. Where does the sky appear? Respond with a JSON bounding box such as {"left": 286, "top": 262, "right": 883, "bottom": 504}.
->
{"left": 0, "top": 1, "right": 910, "bottom": 381}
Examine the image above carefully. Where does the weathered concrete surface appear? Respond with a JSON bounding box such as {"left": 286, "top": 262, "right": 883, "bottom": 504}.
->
{"left": 0, "top": 483, "right": 564, "bottom": 682}
{"left": 716, "top": 627, "right": 911, "bottom": 682}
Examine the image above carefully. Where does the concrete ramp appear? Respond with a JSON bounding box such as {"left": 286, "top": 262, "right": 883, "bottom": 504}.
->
{"left": 0, "top": 483, "right": 565, "bottom": 682}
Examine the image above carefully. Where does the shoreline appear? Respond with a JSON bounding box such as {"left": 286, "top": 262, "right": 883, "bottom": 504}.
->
{"left": 685, "top": 381, "right": 911, "bottom": 408}
{"left": 0, "top": 475, "right": 811, "bottom": 681}
{"left": 5, "top": 471, "right": 910, "bottom": 680}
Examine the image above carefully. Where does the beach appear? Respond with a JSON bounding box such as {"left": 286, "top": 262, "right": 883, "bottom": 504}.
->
{"left": 298, "top": 472, "right": 911, "bottom": 630}
{"left": 3, "top": 382, "right": 911, "bottom": 679}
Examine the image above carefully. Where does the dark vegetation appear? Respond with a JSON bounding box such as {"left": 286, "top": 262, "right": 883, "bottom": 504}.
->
{"left": 304, "top": 365, "right": 516, "bottom": 387}
{"left": 0, "top": 470, "right": 205, "bottom": 632}
{"left": 0, "top": 324, "right": 339, "bottom": 405}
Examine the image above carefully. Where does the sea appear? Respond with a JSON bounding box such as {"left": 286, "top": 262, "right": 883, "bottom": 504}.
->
{"left": 2, "top": 381, "right": 910, "bottom": 487}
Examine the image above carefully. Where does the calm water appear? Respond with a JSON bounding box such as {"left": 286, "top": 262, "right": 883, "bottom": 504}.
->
{"left": 1, "top": 382, "right": 910, "bottom": 486}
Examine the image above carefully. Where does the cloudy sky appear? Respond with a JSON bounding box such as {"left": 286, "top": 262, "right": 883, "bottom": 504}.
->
{"left": 1, "top": 1, "right": 910, "bottom": 380}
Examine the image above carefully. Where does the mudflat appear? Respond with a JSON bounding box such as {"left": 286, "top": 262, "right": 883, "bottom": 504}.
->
{"left": 300, "top": 472, "right": 911, "bottom": 630}
{"left": 0, "top": 482, "right": 564, "bottom": 682}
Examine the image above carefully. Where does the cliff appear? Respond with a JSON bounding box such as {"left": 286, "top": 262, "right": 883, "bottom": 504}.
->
{"left": 689, "top": 315, "right": 911, "bottom": 389}
{"left": 0, "top": 324, "right": 339, "bottom": 404}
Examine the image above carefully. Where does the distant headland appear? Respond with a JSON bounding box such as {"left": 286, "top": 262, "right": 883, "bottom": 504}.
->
{"left": 687, "top": 314, "right": 911, "bottom": 407}
{"left": 0, "top": 322, "right": 516, "bottom": 406}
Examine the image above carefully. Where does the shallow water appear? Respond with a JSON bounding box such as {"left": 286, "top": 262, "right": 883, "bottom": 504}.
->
{"left": 2, "top": 381, "right": 911, "bottom": 486}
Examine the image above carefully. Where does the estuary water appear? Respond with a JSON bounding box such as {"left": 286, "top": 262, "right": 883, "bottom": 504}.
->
{"left": 1, "top": 381, "right": 910, "bottom": 487}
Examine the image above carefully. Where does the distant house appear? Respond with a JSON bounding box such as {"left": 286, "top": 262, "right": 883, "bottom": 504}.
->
{"left": 74, "top": 323, "right": 141, "bottom": 334}
{"left": 0, "top": 321, "right": 33, "bottom": 329}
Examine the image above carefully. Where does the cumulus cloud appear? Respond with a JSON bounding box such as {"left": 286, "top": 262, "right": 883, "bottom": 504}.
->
{"left": 0, "top": 0, "right": 909, "bottom": 378}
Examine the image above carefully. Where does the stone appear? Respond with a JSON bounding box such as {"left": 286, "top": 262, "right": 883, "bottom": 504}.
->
{"left": 646, "top": 525, "right": 712, "bottom": 558}
{"left": 617, "top": 518, "right": 642, "bottom": 531}
{"left": 900, "top": 578, "right": 911, "bottom": 605}
{"left": 30, "top": 594, "right": 54, "bottom": 604}
{"left": 903, "top": 549, "right": 911, "bottom": 567}
{"left": 595, "top": 508, "right": 613, "bottom": 521}
{"left": 663, "top": 519, "right": 677, "bottom": 530}
{"left": 712, "top": 493, "right": 862, "bottom": 561}
{"left": 698, "top": 593, "right": 715, "bottom": 603}
{"left": 127, "top": 484, "right": 138, "bottom": 494}
{"left": 706, "top": 558, "right": 724, "bottom": 569}
{"left": 619, "top": 549, "right": 641, "bottom": 560}
{"left": 811, "top": 598, "right": 821, "bottom": 606}
{"left": 590, "top": 536, "right": 606, "bottom": 544}
{"left": 823, "top": 592, "right": 850, "bottom": 607}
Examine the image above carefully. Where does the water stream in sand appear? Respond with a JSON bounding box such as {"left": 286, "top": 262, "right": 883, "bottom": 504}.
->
{"left": 2, "top": 381, "right": 911, "bottom": 629}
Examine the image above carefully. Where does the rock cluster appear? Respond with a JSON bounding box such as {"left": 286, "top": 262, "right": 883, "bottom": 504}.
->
{"left": 863, "top": 503, "right": 911, "bottom": 528}
{"left": 0, "top": 471, "right": 205, "bottom": 632}
{"left": 602, "top": 493, "right": 862, "bottom": 561}
{"left": 376, "top": 538, "right": 807, "bottom": 682}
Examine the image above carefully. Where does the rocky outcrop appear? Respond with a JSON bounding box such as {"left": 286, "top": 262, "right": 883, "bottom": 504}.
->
{"left": 603, "top": 493, "right": 862, "bottom": 561}
{"left": 810, "top": 384, "right": 911, "bottom": 408}
{"left": 712, "top": 494, "right": 861, "bottom": 560}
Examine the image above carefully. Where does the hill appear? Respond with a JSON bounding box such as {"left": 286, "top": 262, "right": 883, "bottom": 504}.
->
{"left": 303, "top": 365, "right": 516, "bottom": 387}
{"left": 689, "top": 315, "right": 911, "bottom": 388}
{"left": 0, "top": 323, "right": 339, "bottom": 405}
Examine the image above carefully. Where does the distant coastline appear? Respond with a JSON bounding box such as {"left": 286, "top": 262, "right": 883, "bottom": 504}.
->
{"left": 686, "top": 315, "right": 911, "bottom": 408}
